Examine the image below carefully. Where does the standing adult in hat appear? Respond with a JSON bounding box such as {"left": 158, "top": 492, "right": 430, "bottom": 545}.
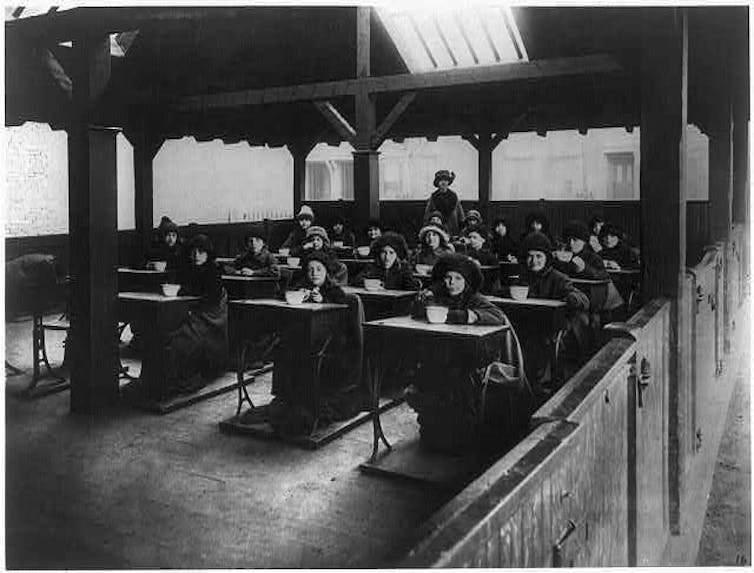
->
{"left": 424, "top": 170, "right": 465, "bottom": 236}
{"left": 280, "top": 205, "right": 315, "bottom": 252}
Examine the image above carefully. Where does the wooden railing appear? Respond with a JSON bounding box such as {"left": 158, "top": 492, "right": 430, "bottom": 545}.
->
{"left": 399, "top": 227, "right": 747, "bottom": 567}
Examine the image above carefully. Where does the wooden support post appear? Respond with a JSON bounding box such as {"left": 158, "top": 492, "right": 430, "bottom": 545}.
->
{"left": 67, "top": 34, "right": 119, "bottom": 413}
{"left": 731, "top": 116, "right": 749, "bottom": 226}
{"left": 708, "top": 120, "right": 733, "bottom": 243}
{"left": 639, "top": 7, "right": 687, "bottom": 535}
{"left": 288, "top": 138, "right": 317, "bottom": 216}
{"left": 133, "top": 128, "right": 163, "bottom": 255}
{"left": 352, "top": 6, "right": 380, "bottom": 230}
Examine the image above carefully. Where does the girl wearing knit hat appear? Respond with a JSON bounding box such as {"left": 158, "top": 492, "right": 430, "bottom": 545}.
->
{"left": 412, "top": 224, "right": 455, "bottom": 267}
{"left": 280, "top": 205, "right": 315, "bottom": 253}
{"left": 356, "top": 232, "right": 421, "bottom": 291}
{"left": 423, "top": 170, "right": 465, "bottom": 236}
{"left": 295, "top": 226, "right": 348, "bottom": 286}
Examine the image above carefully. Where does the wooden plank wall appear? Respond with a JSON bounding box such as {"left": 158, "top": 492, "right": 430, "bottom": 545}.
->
{"left": 6, "top": 199, "right": 711, "bottom": 268}
{"left": 401, "top": 337, "right": 636, "bottom": 568}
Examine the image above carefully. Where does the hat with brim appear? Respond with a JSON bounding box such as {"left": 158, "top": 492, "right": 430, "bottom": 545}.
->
{"left": 433, "top": 170, "right": 456, "bottom": 187}
{"left": 370, "top": 231, "right": 409, "bottom": 260}
{"left": 303, "top": 249, "right": 338, "bottom": 275}
{"left": 188, "top": 233, "right": 215, "bottom": 257}
{"left": 521, "top": 231, "right": 553, "bottom": 264}
{"left": 431, "top": 253, "right": 483, "bottom": 294}
{"left": 296, "top": 205, "right": 315, "bottom": 221}
{"left": 418, "top": 224, "right": 450, "bottom": 246}
{"left": 465, "top": 210, "right": 482, "bottom": 225}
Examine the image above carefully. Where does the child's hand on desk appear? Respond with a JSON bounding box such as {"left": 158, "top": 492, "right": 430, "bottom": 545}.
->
{"left": 240, "top": 267, "right": 254, "bottom": 276}
{"left": 571, "top": 256, "right": 586, "bottom": 273}
{"left": 417, "top": 289, "right": 434, "bottom": 304}
{"left": 604, "top": 260, "right": 621, "bottom": 270}
{"left": 308, "top": 287, "right": 323, "bottom": 303}
{"left": 507, "top": 254, "right": 518, "bottom": 263}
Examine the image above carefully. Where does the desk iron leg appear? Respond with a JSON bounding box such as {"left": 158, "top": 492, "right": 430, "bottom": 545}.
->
{"left": 552, "top": 329, "right": 566, "bottom": 388}
{"left": 235, "top": 344, "right": 255, "bottom": 417}
{"left": 368, "top": 353, "right": 392, "bottom": 462}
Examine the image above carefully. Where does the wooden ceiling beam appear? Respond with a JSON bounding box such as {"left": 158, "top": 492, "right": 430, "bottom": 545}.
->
{"left": 371, "top": 91, "right": 416, "bottom": 148}
{"left": 312, "top": 101, "right": 356, "bottom": 143}
{"left": 175, "top": 54, "right": 621, "bottom": 111}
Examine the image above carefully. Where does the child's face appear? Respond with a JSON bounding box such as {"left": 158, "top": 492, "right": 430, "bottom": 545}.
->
{"left": 250, "top": 237, "right": 264, "bottom": 254}
{"left": 531, "top": 220, "right": 543, "bottom": 233}
{"left": 311, "top": 236, "right": 325, "bottom": 250}
{"left": 379, "top": 245, "right": 397, "bottom": 269}
{"left": 429, "top": 216, "right": 443, "bottom": 227}
{"left": 468, "top": 231, "right": 485, "bottom": 250}
{"left": 437, "top": 179, "right": 449, "bottom": 191}
{"left": 604, "top": 234, "right": 619, "bottom": 248}
{"left": 568, "top": 237, "right": 585, "bottom": 254}
{"left": 333, "top": 223, "right": 344, "bottom": 234}
{"left": 307, "top": 260, "right": 327, "bottom": 287}
{"left": 444, "top": 270, "right": 466, "bottom": 296}
{"left": 367, "top": 226, "right": 381, "bottom": 240}
{"left": 164, "top": 231, "right": 178, "bottom": 248}
{"left": 298, "top": 217, "right": 312, "bottom": 230}
{"left": 495, "top": 223, "right": 507, "bottom": 237}
{"left": 191, "top": 248, "right": 208, "bottom": 267}
{"left": 527, "top": 250, "right": 547, "bottom": 272}
{"left": 593, "top": 221, "right": 604, "bottom": 235}
{"left": 425, "top": 231, "right": 440, "bottom": 249}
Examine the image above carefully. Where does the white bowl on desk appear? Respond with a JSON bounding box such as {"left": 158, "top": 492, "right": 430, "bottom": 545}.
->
{"left": 415, "top": 264, "right": 432, "bottom": 276}
{"left": 509, "top": 285, "right": 529, "bottom": 301}
{"left": 278, "top": 248, "right": 290, "bottom": 257}
{"left": 149, "top": 261, "right": 167, "bottom": 272}
{"left": 425, "top": 305, "right": 448, "bottom": 324}
{"left": 356, "top": 246, "right": 371, "bottom": 257}
{"left": 333, "top": 241, "right": 345, "bottom": 248}
{"left": 286, "top": 257, "right": 301, "bottom": 268}
{"left": 161, "top": 283, "right": 181, "bottom": 297}
{"left": 285, "top": 290, "right": 307, "bottom": 306}
{"left": 363, "top": 278, "right": 383, "bottom": 291}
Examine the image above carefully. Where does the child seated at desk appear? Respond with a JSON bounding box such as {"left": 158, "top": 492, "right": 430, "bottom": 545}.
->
{"left": 330, "top": 216, "right": 356, "bottom": 248}
{"left": 232, "top": 229, "right": 280, "bottom": 277}
{"left": 425, "top": 210, "right": 446, "bottom": 230}
{"left": 297, "top": 226, "right": 348, "bottom": 286}
{"left": 490, "top": 217, "right": 519, "bottom": 262}
{"left": 147, "top": 216, "right": 187, "bottom": 271}
{"left": 599, "top": 224, "right": 639, "bottom": 270}
{"left": 162, "top": 234, "right": 228, "bottom": 397}
{"left": 409, "top": 254, "right": 515, "bottom": 451}
{"left": 412, "top": 224, "right": 455, "bottom": 267}
{"left": 268, "top": 250, "right": 364, "bottom": 436}
{"left": 517, "top": 231, "right": 590, "bottom": 394}
{"left": 280, "top": 205, "right": 315, "bottom": 253}
{"left": 355, "top": 232, "right": 421, "bottom": 290}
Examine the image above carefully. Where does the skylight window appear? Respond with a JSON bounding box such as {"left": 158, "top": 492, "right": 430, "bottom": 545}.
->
{"left": 376, "top": 5, "right": 527, "bottom": 73}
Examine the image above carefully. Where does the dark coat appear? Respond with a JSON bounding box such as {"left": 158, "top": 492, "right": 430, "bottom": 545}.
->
{"left": 465, "top": 246, "right": 499, "bottom": 266}
{"left": 330, "top": 228, "right": 356, "bottom": 247}
{"left": 412, "top": 244, "right": 455, "bottom": 267}
{"left": 424, "top": 189, "right": 465, "bottom": 236}
{"left": 233, "top": 246, "right": 280, "bottom": 277}
{"left": 356, "top": 260, "right": 421, "bottom": 291}
{"left": 553, "top": 247, "right": 609, "bottom": 281}
{"left": 412, "top": 285, "right": 507, "bottom": 326}
{"left": 147, "top": 241, "right": 187, "bottom": 272}
{"left": 163, "top": 261, "right": 229, "bottom": 396}
{"left": 280, "top": 225, "right": 308, "bottom": 251}
{"left": 600, "top": 243, "right": 639, "bottom": 269}
{"left": 490, "top": 234, "right": 520, "bottom": 260}
{"left": 523, "top": 266, "right": 590, "bottom": 311}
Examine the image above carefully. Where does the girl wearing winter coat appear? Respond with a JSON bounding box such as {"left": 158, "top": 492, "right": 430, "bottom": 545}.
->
{"left": 297, "top": 226, "right": 348, "bottom": 286}
{"left": 356, "top": 232, "right": 421, "bottom": 291}
{"left": 423, "top": 170, "right": 465, "bottom": 236}
{"left": 599, "top": 224, "right": 639, "bottom": 270}
{"left": 232, "top": 229, "right": 280, "bottom": 277}
{"left": 412, "top": 224, "right": 455, "bottom": 267}
{"left": 490, "top": 217, "right": 519, "bottom": 262}
{"left": 161, "top": 234, "right": 228, "bottom": 398}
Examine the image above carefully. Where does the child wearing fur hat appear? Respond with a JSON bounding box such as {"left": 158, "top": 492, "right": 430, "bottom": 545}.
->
{"left": 412, "top": 224, "right": 455, "bottom": 267}
{"left": 280, "top": 205, "right": 315, "bottom": 252}
{"left": 161, "top": 234, "right": 228, "bottom": 398}
{"left": 424, "top": 170, "right": 465, "bottom": 236}
{"left": 356, "top": 232, "right": 421, "bottom": 291}
{"left": 521, "top": 210, "right": 555, "bottom": 246}
{"left": 412, "top": 253, "right": 506, "bottom": 325}
{"left": 232, "top": 229, "right": 280, "bottom": 278}
{"left": 425, "top": 210, "right": 446, "bottom": 230}
{"left": 297, "top": 226, "right": 348, "bottom": 286}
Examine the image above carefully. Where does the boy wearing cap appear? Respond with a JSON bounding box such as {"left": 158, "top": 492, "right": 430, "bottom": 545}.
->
{"left": 280, "top": 205, "right": 315, "bottom": 252}
{"left": 233, "top": 229, "right": 280, "bottom": 277}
